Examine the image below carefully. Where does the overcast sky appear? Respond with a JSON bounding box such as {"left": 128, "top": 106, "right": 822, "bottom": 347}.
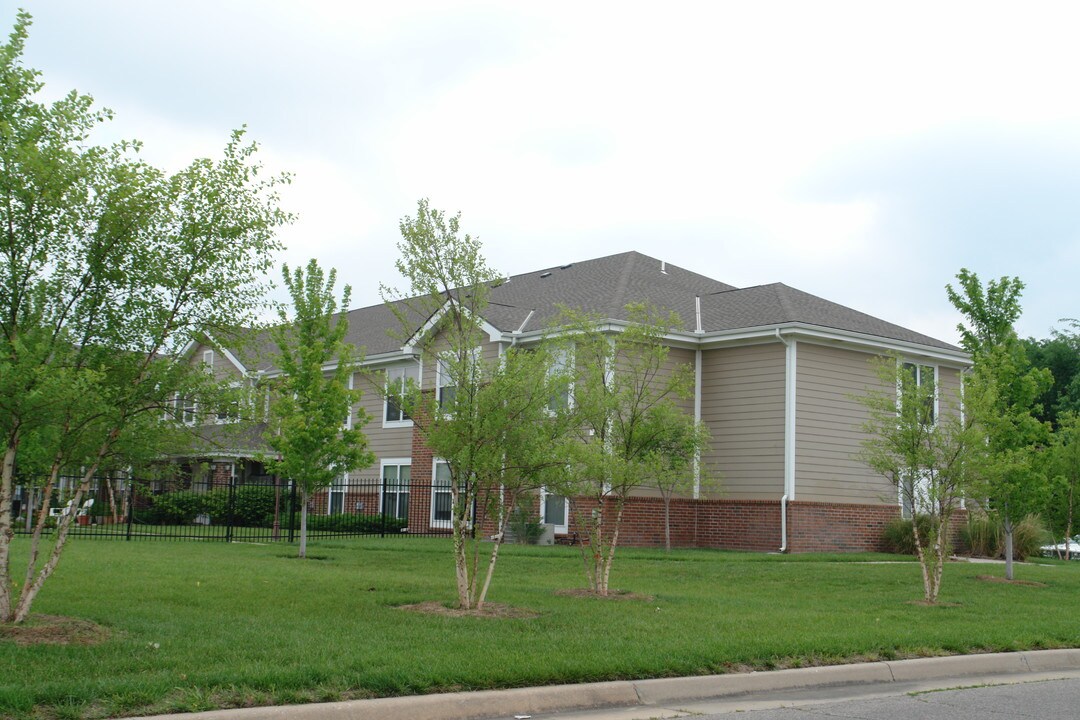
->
{"left": 6, "top": 1, "right": 1079, "bottom": 344}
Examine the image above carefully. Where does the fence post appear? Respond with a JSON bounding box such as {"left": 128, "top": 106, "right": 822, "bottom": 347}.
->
{"left": 380, "top": 478, "right": 386, "bottom": 538}
{"left": 288, "top": 480, "right": 297, "bottom": 543}
{"left": 125, "top": 480, "right": 134, "bottom": 541}
{"left": 225, "top": 476, "right": 236, "bottom": 543}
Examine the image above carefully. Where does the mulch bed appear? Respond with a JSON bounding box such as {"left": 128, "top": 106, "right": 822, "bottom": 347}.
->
{"left": 976, "top": 574, "right": 1047, "bottom": 587}
{"left": 0, "top": 614, "right": 110, "bottom": 646}
{"left": 554, "top": 588, "right": 655, "bottom": 601}
{"left": 396, "top": 601, "right": 540, "bottom": 619}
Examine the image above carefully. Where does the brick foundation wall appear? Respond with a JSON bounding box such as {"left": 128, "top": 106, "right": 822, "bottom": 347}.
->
{"left": 555, "top": 496, "right": 914, "bottom": 553}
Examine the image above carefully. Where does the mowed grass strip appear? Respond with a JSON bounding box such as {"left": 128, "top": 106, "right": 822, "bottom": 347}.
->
{"left": 1, "top": 537, "right": 1077, "bottom": 720}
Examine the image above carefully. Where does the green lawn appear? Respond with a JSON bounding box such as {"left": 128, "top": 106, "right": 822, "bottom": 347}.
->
{"left": 2, "top": 537, "right": 1078, "bottom": 720}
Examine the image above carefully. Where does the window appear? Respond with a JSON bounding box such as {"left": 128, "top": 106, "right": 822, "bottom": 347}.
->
{"left": 203, "top": 350, "right": 214, "bottom": 371}
{"left": 547, "top": 347, "right": 573, "bottom": 412}
{"left": 328, "top": 472, "right": 348, "bottom": 515}
{"left": 900, "top": 471, "right": 932, "bottom": 519}
{"left": 901, "top": 362, "right": 937, "bottom": 425}
{"left": 177, "top": 395, "right": 197, "bottom": 424}
{"left": 432, "top": 460, "right": 453, "bottom": 528}
{"left": 436, "top": 349, "right": 480, "bottom": 410}
{"left": 381, "top": 461, "right": 411, "bottom": 521}
{"left": 385, "top": 363, "right": 419, "bottom": 426}
{"left": 540, "top": 486, "right": 568, "bottom": 533}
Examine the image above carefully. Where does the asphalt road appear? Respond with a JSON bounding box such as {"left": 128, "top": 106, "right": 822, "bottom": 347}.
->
{"left": 693, "top": 676, "right": 1080, "bottom": 719}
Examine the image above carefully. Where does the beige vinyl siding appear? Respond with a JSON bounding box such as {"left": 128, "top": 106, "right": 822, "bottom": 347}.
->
{"left": 937, "top": 365, "right": 963, "bottom": 418}
{"left": 664, "top": 347, "right": 696, "bottom": 414}
{"left": 699, "top": 343, "right": 785, "bottom": 499}
{"left": 794, "top": 343, "right": 893, "bottom": 504}
{"left": 352, "top": 366, "right": 415, "bottom": 476}
{"left": 188, "top": 343, "right": 245, "bottom": 382}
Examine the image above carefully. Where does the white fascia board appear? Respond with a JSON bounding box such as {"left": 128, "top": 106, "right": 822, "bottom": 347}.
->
{"left": 257, "top": 349, "right": 419, "bottom": 380}
{"left": 511, "top": 321, "right": 700, "bottom": 350}
{"left": 401, "top": 302, "right": 505, "bottom": 352}
{"left": 699, "top": 323, "right": 971, "bottom": 366}
{"left": 218, "top": 347, "right": 249, "bottom": 375}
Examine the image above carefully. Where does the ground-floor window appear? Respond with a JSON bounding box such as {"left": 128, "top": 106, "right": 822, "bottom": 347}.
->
{"left": 381, "top": 460, "right": 411, "bottom": 521}
{"left": 328, "top": 473, "right": 347, "bottom": 514}
{"left": 541, "top": 487, "right": 568, "bottom": 533}
{"left": 432, "top": 460, "right": 453, "bottom": 528}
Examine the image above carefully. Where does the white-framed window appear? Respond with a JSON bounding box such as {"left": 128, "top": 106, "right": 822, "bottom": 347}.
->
{"left": 899, "top": 471, "right": 932, "bottom": 519}
{"left": 900, "top": 361, "right": 938, "bottom": 425}
{"left": 203, "top": 349, "right": 214, "bottom": 371}
{"left": 436, "top": 349, "right": 480, "bottom": 410}
{"left": 547, "top": 347, "right": 574, "bottom": 412}
{"left": 381, "top": 459, "right": 411, "bottom": 521}
{"left": 540, "top": 486, "right": 568, "bottom": 533}
{"left": 177, "top": 395, "right": 197, "bottom": 425}
{"left": 432, "top": 460, "right": 454, "bottom": 528}
{"left": 384, "top": 363, "right": 420, "bottom": 427}
{"left": 328, "top": 471, "right": 348, "bottom": 515}
{"left": 216, "top": 381, "right": 243, "bottom": 424}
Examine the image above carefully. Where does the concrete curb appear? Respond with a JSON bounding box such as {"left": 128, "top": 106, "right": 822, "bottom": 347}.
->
{"left": 130, "top": 649, "right": 1080, "bottom": 720}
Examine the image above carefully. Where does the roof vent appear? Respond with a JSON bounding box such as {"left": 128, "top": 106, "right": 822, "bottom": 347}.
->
{"left": 661, "top": 260, "right": 668, "bottom": 274}
{"left": 540, "top": 271, "right": 552, "bottom": 278}
{"left": 559, "top": 264, "right": 573, "bottom": 269}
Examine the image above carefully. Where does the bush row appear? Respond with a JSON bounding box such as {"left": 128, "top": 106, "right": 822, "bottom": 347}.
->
{"left": 882, "top": 513, "right": 1050, "bottom": 560}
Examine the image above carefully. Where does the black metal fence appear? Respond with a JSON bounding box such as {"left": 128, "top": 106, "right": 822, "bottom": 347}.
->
{"left": 10, "top": 475, "right": 457, "bottom": 542}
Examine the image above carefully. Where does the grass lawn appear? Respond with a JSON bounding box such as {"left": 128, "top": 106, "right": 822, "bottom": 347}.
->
{"left": 1, "top": 537, "right": 1078, "bottom": 720}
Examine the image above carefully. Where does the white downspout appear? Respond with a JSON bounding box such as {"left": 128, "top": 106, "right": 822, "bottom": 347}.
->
{"left": 693, "top": 296, "right": 703, "bottom": 498}
{"left": 775, "top": 329, "right": 797, "bottom": 552}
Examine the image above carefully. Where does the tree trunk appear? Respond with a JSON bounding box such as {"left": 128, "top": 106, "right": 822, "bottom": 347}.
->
{"left": 14, "top": 461, "right": 102, "bottom": 622}
{"left": 662, "top": 493, "right": 672, "bottom": 552}
{"left": 599, "top": 500, "right": 625, "bottom": 597}
{"left": 1065, "top": 485, "right": 1074, "bottom": 562}
{"left": 298, "top": 491, "right": 308, "bottom": 559}
{"left": 0, "top": 441, "right": 18, "bottom": 623}
{"left": 1003, "top": 518, "right": 1014, "bottom": 581}
{"left": 451, "top": 482, "right": 471, "bottom": 609}
{"left": 23, "top": 463, "right": 61, "bottom": 595}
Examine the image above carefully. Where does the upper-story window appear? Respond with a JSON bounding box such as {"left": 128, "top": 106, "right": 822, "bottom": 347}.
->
{"left": 203, "top": 350, "right": 214, "bottom": 371}
{"left": 900, "top": 362, "right": 937, "bottom": 425}
{"left": 385, "top": 363, "right": 420, "bottom": 426}
{"left": 547, "top": 347, "right": 574, "bottom": 412}
{"left": 436, "top": 349, "right": 480, "bottom": 410}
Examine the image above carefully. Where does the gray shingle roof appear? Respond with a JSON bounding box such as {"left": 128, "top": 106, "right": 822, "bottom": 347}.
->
{"left": 225, "top": 250, "right": 959, "bottom": 372}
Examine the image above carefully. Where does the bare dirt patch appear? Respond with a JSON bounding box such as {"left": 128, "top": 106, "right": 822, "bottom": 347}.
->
{"left": 397, "top": 601, "right": 540, "bottom": 619}
{"left": 0, "top": 614, "right": 110, "bottom": 646}
{"left": 976, "top": 574, "right": 1047, "bottom": 587}
{"left": 554, "top": 588, "right": 655, "bottom": 601}
{"left": 905, "top": 600, "right": 964, "bottom": 607}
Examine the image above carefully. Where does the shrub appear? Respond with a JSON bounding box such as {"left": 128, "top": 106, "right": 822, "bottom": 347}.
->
{"left": 959, "top": 513, "right": 1051, "bottom": 560}
{"left": 882, "top": 515, "right": 950, "bottom": 556}
{"left": 301, "top": 513, "right": 406, "bottom": 534}
{"left": 149, "top": 491, "right": 212, "bottom": 524}
{"left": 508, "top": 505, "right": 545, "bottom": 544}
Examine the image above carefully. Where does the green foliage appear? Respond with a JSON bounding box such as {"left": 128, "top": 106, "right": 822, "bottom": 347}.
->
{"left": 1043, "top": 412, "right": 1080, "bottom": 547}
{"left": 1023, "top": 321, "right": 1080, "bottom": 428}
{"left": 880, "top": 515, "right": 951, "bottom": 557}
{"left": 507, "top": 504, "right": 545, "bottom": 545}
{"left": 381, "top": 200, "right": 577, "bottom": 609}
{"left": 959, "top": 513, "right": 1051, "bottom": 560}
{"left": 858, "top": 357, "right": 978, "bottom": 603}
{"left": 949, "top": 269, "right": 1052, "bottom": 580}
{"left": 300, "top": 513, "right": 406, "bottom": 534}
{"left": 265, "top": 259, "right": 373, "bottom": 558}
{"left": 141, "top": 486, "right": 278, "bottom": 527}
{"left": 0, "top": 11, "right": 290, "bottom": 623}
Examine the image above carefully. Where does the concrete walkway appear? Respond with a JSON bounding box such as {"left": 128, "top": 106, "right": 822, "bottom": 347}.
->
{"left": 129, "top": 649, "right": 1080, "bottom": 720}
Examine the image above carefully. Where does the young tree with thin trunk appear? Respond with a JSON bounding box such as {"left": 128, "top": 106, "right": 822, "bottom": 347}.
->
{"left": 947, "top": 270, "right": 1051, "bottom": 580}
{"left": 265, "top": 260, "right": 373, "bottom": 559}
{"left": 0, "top": 12, "right": 290, "bottom": 624}
{"left": 859, "top": 357, "right": 980, "bottom": 604}
{"left": 645, "top": 406, "right": 713, "bottom": 552}
{"left": 553, "top": 303, "right": 693, "bottom": 595}
{"left": 1046, "top": 412, "right": 1080, "bottom": 560}
{"left": 381, "top": 200, "right": 576, "bottom": 609}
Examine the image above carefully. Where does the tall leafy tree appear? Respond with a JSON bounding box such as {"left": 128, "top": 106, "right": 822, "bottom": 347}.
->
{"left": 552, "top": 303, "right": 693, "bottom": 596}
{"left": 265, "top": 260, "right": 373, "bottom": 559}
{"left": 1023, "top": 320, "right": 1080, "bottom": 428}
{"left": 859, "top": 358, "right": 980, "bottom": 604}
{"left": 947, "top": 269, "right": 1052, "bottom": 580}
{"left": 0, "top": 12, "right": 290, "bottom": 624}
{"left": 1045, "top": 412, "right": 1080, "bottom": 559}
{"left": 381, "top": 200, "right": 576, "bottom": 610}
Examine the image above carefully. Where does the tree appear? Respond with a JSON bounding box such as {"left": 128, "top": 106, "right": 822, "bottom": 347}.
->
{"left": 1024, "top": 320, "right": 1080, "bottom": 428}
{"left": 0, "top": 12, "right": 290, "bottom": 624}
{"left": 643, "top": 404, "right": 713, "bottom": 552}
{"left": 1044, "top": 412, "right": 1080, "bottom": 559}
{"left": 381, "top": 200, "right": 577, "bottom": 609}
{"left": 265, "top": 260, "right": 373, "bottom": 559}
{"left": 859, "top": 358, "right": 979, "bottom": 604}
{"left": 553, "top": 303, "right": 694, "bottom": 595}
{"left": 947, "top": 269, "right": 1052, "bottom": 580}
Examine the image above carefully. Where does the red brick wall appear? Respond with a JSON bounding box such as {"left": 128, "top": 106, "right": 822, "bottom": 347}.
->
{"left": 551, "top": 496, "right": 913, "bottom": 553}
